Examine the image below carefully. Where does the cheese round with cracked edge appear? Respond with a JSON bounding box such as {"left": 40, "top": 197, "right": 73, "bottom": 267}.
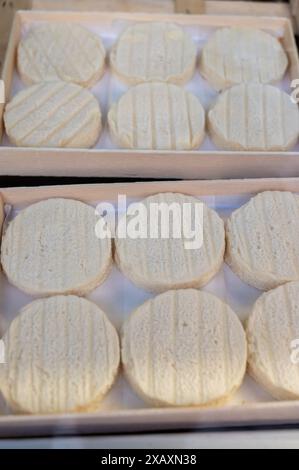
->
{"left": 4, "top": 81, "right": 102, "bottom": 148}
{"left": 115, "top": 193, "right": 225, "bottom": 292}
{"left": 108, "top": 83, "right": 205, "bottom": 150}
{"left": 199, "top": 27, "right": 288, "bottom": 91}
{"left": 122, "top": 289, "right": 247, "bottom": 407}
{"left": 110, "top": 22, "right": 196, "bottom": 85}
{"left": 226, "top": 191, "right": 299, "bottom": 290}
{"left": 247, "top": 281, "right": 299, "bottom": 400}
{"left": 1, "top": 198, "right": 112, "bottom": 296}
{"left": 208, "top": 83, "right": 299, "bottom": 151}
{"left": 18, "top": 23, "right": 106, "bottom": 87}
{"left": 0, "top": 295, "right": 120, "bottom": 414}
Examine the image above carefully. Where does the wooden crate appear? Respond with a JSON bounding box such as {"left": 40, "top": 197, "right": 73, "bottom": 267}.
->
{"left": 0, "top": 10, "right": 298, "bottom": 179}
{"left": 1, "top": 177, "right": 299, "bottom": 437}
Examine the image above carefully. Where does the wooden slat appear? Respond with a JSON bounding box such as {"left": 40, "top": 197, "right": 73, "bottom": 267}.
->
{"left": 208, "top": 3, "right": 295, "bottom": 39}
{"left": 0, "top": 1, "right": 32, "bottom": 71}
{"left": 32, "top": 0, "right": 173, "bottom": 12}
{"left": 207, "top": 1, "right": 292, "bottom": 20}
{"left": 2, "top": 177, "right": 299, "bottom": 207}
{"left": 30, "top": 1, "right": 295, "bottom": 31}
{"left": 291, "top": 0, "right": 299, "bottom": 31}
{"left": 175, "top": 0, "right": 205, "bottom": 14}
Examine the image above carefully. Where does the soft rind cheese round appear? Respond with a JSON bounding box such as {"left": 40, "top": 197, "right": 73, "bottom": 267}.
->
{"left": 115, "top": 193, "right": 225, "bottom": 292}
{"left": 110, "top": 22, "right": 196, "bottom": 85}
{"left": 200, "top": 27, "right": 288, "bottom": 91}
{"left": 4, "top": 81, "right": 102, "bottom": 148}
{"left": 18, "top": 23, "right": 106, "bottom": 87}
{"left": 247, "top": 281, "right": 299, "bottom": 400}
{"left": 0, "top": 296, "right": 120, "bottom": 414}
{"left": 208, "top": 83, "right": 299, "bottom": 151}
{"left": 1, "top": 198, "right": 112, "bottom": 296}
{"left": 122, "top": 289, "right": 247, "bottom": 406}
{"left": 226, "top": 191, "right": 299, "bottom": 290}
{"left": 108, "top": 83, "right": 205, "bottom": 150}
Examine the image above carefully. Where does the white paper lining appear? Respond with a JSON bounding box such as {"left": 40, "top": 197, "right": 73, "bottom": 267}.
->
{"left": 0, "top": 192, "right": 276, "bottom": 416}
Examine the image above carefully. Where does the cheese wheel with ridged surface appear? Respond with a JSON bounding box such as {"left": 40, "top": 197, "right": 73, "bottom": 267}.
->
{"left": 208, "top": 83, "right": 299, "bottom": 151}
{"left": 110, "top": 22, "right": 196, "bottom": 85}
{"left": 122, "top": 289, "right": 247, "bottom": 406}
{"left": 108, "top": 83, "right": 205, "bottom": 150}
{"left": 200, "top": 27, "right": 288, "bottom": 91}
{"left": 226, "top": 191, "right": 299, "bottom": 290}
{"left": 0, "top": 296, "right": 120, "bottom": 414}
{"left": 1, "top": 198, "right": 112, "bottom": 296}
{"left": 4, "top": 81, "right": 102, "bottom": 148}
{"left": 18, "top": 23, "right": 106, "bottom": 87}
{"left": 247, "top": 281, "right": 299, "bottom": 400}
{"left": 115, "top": 193, "right": 225, "bottom": 292}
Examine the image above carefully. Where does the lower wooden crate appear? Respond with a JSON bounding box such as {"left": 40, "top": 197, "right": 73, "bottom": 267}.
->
{"left": 0, "top": 177, "right": 299, "bottom": 438}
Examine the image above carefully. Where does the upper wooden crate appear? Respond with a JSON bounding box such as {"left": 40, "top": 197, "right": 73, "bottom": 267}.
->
{"left": 0, "top": 10, "right": 299, "bottom": 179}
